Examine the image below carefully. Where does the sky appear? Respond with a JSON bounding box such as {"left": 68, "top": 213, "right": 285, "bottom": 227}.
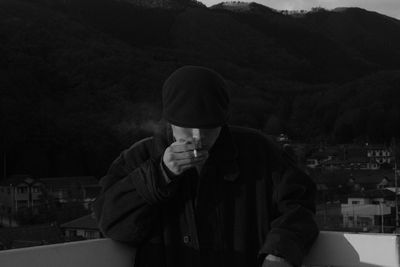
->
{"left": 199, "top": 0, "right": 400, "bottom": 19}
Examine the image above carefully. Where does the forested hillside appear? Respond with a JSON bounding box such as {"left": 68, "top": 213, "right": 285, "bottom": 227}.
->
{"left": 1, "top": 0, "right": 399, "bottom": 177}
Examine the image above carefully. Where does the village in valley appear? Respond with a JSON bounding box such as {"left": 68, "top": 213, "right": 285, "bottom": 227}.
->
{"left": 0, "top": 134, "right": 398, "bottom": 250}
{"left": 278, "top": 134, "right": 400, "bottom": 234}
{"left": 0, "top": 175, "right": 102, "bottom": 250}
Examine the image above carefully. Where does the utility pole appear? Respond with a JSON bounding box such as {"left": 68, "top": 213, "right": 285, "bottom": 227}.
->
{"left": 3, "top": 152, "right": 5, "bottom": 179}
{"left": 2, "top": 133, "right": 6, "bottom": 181}
{"left": 394, "top": 138, "right": 399, "bottom": 231}
{"left": 395, "top": 160, "right": 398, "bottom": 230}
{"left": 380, "top": 201, "right": 384, "bottom": 233}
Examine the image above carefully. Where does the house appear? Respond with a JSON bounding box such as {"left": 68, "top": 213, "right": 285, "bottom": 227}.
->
{"left": 61, "top": 214, "right": 102, "bottom": 240}
{"left": 311, "top": 144, "right": 391, "bottom": 171}
{"left": 0, "top": 175, "right": 100, "bottom": 213}
{"left": 306, "top": 158, "right": 319, "bottom": 168}
{"left": 345, "top": 157, "right": 379, "bottom": 170}
{"left": 341, "top": 189, "right": 397, "bottom": 232}
{"left": 0, "top": 175, "right": 44, "bottom": 215}
{"left": 319, "top": 158, "right": 379, "bottom": 171}
{"left": 366, "top": 144, "right": 392, "bottom": 165}
{"left": 377, "top": 176, "right": 392, "bottom": 189}
{"left": 319, "top": 159, "right": 346, "bottom": 170}
{"left": 0, "top": 175, "right": 101, "bottom": 226}
{"left": 277, "top": 133, "right": 290, "bottom": 144}
{"left": 39, "top": 176, "right": 100, "bottom": 207}
{"left": 306, "top": 146, "right": 337, "bottom": 169}
{"left": 343, "top": 144, "right": 393, "bottom": 169}
{"left": 306, "top": 151, "right": 333, "bottom": 169}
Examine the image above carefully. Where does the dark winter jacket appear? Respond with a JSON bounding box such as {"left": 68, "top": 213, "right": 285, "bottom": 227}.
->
{"left": 93, "top": 124, "right": 319, "bottom": 267}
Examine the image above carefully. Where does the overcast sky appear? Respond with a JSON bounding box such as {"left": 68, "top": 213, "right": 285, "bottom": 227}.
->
{"left": 199, "top": 0, "right": 400, "bottom": 19}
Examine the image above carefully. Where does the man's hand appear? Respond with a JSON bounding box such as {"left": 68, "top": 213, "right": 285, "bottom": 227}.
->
{"left": 262, "top": 254, "right": 293, "bottom": 267}
{"left": 163, "top": 141, "right": 208, "bottom": 176}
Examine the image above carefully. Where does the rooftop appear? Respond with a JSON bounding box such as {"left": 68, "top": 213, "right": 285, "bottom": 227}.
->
{"left": 0, "top": 175, "right": 43, "bottom": 187}
{"left": 61, "top": 214, "right": 99, "bottom": 230}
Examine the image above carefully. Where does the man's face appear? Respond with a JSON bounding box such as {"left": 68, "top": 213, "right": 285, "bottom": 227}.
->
{"left": 171, "top": 125, "right": 221, "bottom": 151}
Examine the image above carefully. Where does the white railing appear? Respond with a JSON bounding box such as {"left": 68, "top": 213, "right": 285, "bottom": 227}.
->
{"left": 0, "top": 231, "right": 399, "bottom": 267}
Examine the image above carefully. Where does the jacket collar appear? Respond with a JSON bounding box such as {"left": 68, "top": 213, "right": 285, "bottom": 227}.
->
{"left": 152, "top": 121, "right": 240, "bottom": 182}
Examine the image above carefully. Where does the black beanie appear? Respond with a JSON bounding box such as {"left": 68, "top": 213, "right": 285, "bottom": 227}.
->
{"left": 162, "top": 65, "right": 230, "bottom": 128}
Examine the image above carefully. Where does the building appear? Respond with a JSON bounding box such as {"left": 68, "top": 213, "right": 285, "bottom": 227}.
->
{"left": 306, "top": 151, "right": 333, "bottom": 169}
{"left": 276, "top": 133, "right": 290, "bottom": 144}
{"left": 366, "top": 144, "right": 392, "bottom": 165}
{"left": 319, "top": 159, "right": 345, "bottom": 170}
{"left": 0, "top": 175, "right": 44, "bottom": 216}
{"left": 61, "top": 214, "right": 102, "bottom": 240}
{"left": 318, "top": 158, "right": 379, "bottom": 171}
{"left": 37, "top": 176, "right": 100, "bottom": 208}
{"left": 377, "top": 176, "right": 392, "bottom": 189}
{"left": 308, "top": 143, "right": 394, "bottom": 171}
{"left": 341, "top": 189, "right": 397, "bottom": 232}
{"left": 306, "top": 146, "right": 340, "bottom": 169}
{"left": 0, "top": 175, "right": 101, "bottom": 226}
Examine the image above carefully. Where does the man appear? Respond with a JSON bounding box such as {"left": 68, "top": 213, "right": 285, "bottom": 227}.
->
{"left": 93, "top": 66, "right": 319, "bottom": 267}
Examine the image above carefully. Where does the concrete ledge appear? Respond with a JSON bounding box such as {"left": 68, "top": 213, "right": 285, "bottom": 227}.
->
{"left": 0, "top": 231, "right": 399, "bottom": 267}
{"left": 303, "top": 231, "right": 400, "bottom": 267}
{"left": 0, "top": 239, "right": 135, "bottom": 267}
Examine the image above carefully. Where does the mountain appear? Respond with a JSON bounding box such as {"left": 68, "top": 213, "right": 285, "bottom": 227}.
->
{"left": 0, "top": 0, "right": 179, "bottom": 177}
{"left": 37, "top": 0, "right": 398, "bottom": 82}
{"left": 210, "top": 1, "right": 277, "bottom": 14}
{"left": 210, "top": 5, "right": 375, "bottom": 82}
{"left": 30, "top": 0, "right": 205, "bottom": 9}
{"left": 212, "top": 2, "right": 400, "bottom": 72}
{"left": 289, "top": 70, "right": 400, "bottom": 142}
{"left": 1, "top": 0, "right": 400, "bottom": 177}
{"left": 115, "top": 0, "right": 204, "bottom": 9}
{"left": 298, "top": 7, "right": 400, "bottom": 68}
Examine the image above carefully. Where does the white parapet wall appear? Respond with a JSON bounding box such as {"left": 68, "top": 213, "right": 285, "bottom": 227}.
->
{"left": 0, "top": 231, "right": 399, "bottom": 267}
{"left": 0, "top": 238, "right": 135, "bottom": 267}
{"left": 303, "top": 231, "right": 400, "bottom": 267}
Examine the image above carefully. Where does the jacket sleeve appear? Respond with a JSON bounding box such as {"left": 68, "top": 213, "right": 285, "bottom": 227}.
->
{"left": 92, "top": 139, "right": 180, "bottom": 245}
{"left": 259, "top": 148, "right": 319, "bottom": 267}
